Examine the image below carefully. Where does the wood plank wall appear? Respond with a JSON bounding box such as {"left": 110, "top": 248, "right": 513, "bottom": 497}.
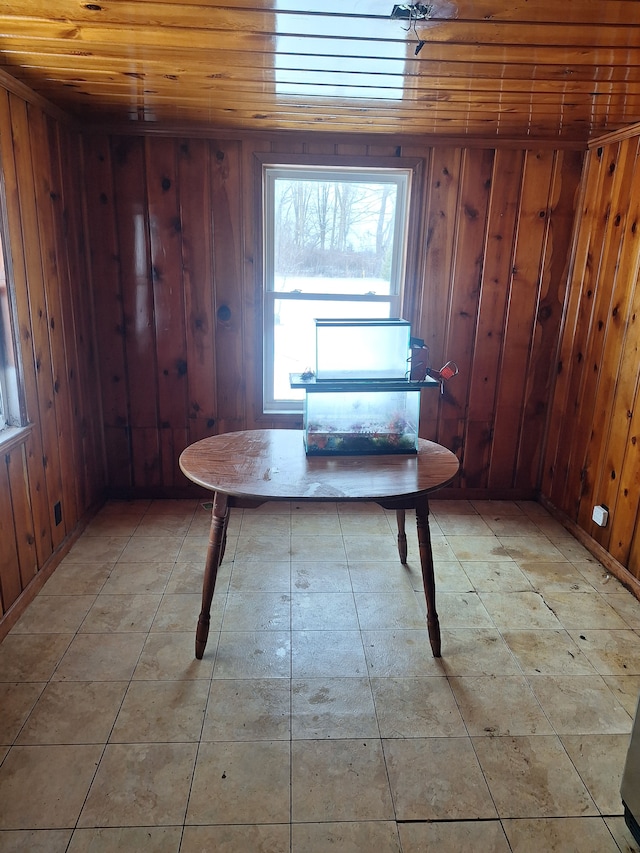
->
{"left": 0, "top": 86, "right": 104, "bottom": 629}
{"left": 83, "top": 133, "right": 584, "bottom": 500}
{"left": 542, "top": 131, "right": 640, "bottom": 583}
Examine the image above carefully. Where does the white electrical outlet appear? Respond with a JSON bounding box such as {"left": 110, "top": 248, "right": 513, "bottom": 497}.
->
{"left": 592, "top": 505, "right": 609, "bottom": 527}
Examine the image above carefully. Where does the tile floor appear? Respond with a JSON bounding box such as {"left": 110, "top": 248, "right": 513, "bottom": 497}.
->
{"left": 0, "top": 497, "right": 640, "bottom": 852}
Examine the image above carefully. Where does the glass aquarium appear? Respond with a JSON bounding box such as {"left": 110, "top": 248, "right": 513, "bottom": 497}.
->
{"left": 297, "top": 380, "right": 421, "bottom": 455}
{"left": 315, "top": 318, "right": 411, "bottom": 380}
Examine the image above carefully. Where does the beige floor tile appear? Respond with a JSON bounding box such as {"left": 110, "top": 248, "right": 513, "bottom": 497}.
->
{"left": 166, "top": 560, "right": 228, "bottom": 595}
{"left": 361, "top": 630, "right": 442, "bottom": 677}
{"left": 0, "top": 829, "right": 72, "bottom": 852}
{"left": 338, "top": 514, "right": 394, "bottom": 535}
{"left": 68, "top": 826, "right": 182, "bottom": 852}
{"left": 291, "top": 592, "right": 357, "bottom": 631}
{"left": 429, "top": 537, "right": 458, "bottom": 562}
{"left": 603, "top": 592, "right": 640, "bottom": 629}
{"left": 383, "top": 736, "right": 497, "bottom": 820}
{"left": 0, "top": 744, "right": 103, "bottom": 829}
{"left": 436, "top": 515, "right": 494, "bottom": 535}
{"left": 354, "top": 590, "right": 427, "bottom": 630}
{"left": 110, "top": 679, "right": 209, "bottom": 742}
{"left": 348, "top": 561, "right": 416, "bottom": 593}
{"left": 430, "top": 499, "right": 476, "bottom": 516}
{"left": 53, "top": 633, "right": 146, "bottom": 682}
{"left": 17, "top": 681, "right": 127, "bottom": 744}
{"left": 292, "top": 821, "right": 401, "bottom": 853}
{"left": 134, "top": 516, "right": 191, "bottom": 537}
{"left": 82, "top": 514, "right": 142, "bottom": 537}
{"left": 479, "top": 591, "right": 562, "bottom": 630}
{"left": 569, "top": 629, "right": 640, "bottom": 675}
{"left": 604, "top": 816, "right": 640, "bottom": 853}
{"left": 235, "top": 534, "right": 291, "bottom": 562}
{"left": 543, "top": 591, "right": 630, "bottom": 630}
{"left": 214, "top": 631, "right": 291, "bottom": 679}
{"left": 291, "top": 535, "right": 347, "bottom": 562}
{"left": 0, "top": 634, "right": 73, "bottom": 682}
{"left": 291, "top": 677, "right": 378, "bottom": 739}
{"left": 342, "top": 535, "right": 399, "bottom": 563}
{"left": 291, "top": 514, "right": 342, "bottom": 535}
{"left": 498, "top": 535, "right": 567, "bottom": 562}
{"left": 40, "top": 561, "right": 114, "bottom": 595}
{"left": 292, "top": 739, "right": 393, "bottom": 822}
{"left": 501, "top": 629, "right": 597, "bottom": 675}
{"left": 63, "top": 537, "right": 129, "bottom": 564}
{"left": 241, "top": 514, "right": 292, "bottom": 535}
{"left": 371, "top": 676, "right": 466, "bottom": 738}
{"left": 399, "top": 820, "right": 511, "bottom": 852}
{"left": 292, "top": 561, "right": 351, "bottom": 592}
{"left": 229, "top": 561, "right": 290, "bottom": 593}
{"left": 446, "top": 535, "right": 511, "bottom": 562}
{"left": 528, "top": 675, "right": 632, "bottom": 734}
{"left": 81, "top": 593, "right": 162, "bottom": 633}
{"left": 448, "top": 675, "right": 554, "bottom": 736}
{"left": 118, "top": 538, "right": 183, "bottom": 564}
{"left": 181, "top": 824, "right": 290, "bottom": 853}
{"left": 202, "top": 679, "right": 290, "bottom": 741}
{"left": 460, "top": 560, "right": 532, "bottom": 592}
{"left": 561, "top": 734, "right": 630, "bottom": 814}
{"left": 292, "top": 630, "right": 366, "bottom": 678}
{"left": 473, "top": 500, "right": 527, "bottom": 517}
{"left": 187, "top": 741, "right": 290, "bottom": 825}
{"left": 516, "top": 560, "right": 597, "bottom": 592}
{"left": 482, "top": 516, "right": 542, "bottom": 536}
{"left": 602, "top": 675, "right": 640, "bottom": 716}
{"left": 439, "top": 628, "right": 521, "bottom": 676}
{"left": 472, "top": 735, "right": 598, "bottom": 818}
{"left": 149, "top": 593, "right": 204, "bottom": 632}
{"left": 0, "top": 683, "right": 45, "bottom": 745}
{"left": 502, "top": 817, "right": 620, "bottom": 852}
{"left": 10, "top": 595, "right": 96, "bottom": 635}
{"left": 134, "top": 632, "right": 214, "bottom": 680}
{"left": 433, "top": 592, "right": 495, "bottom": 628}
{"left": 223, "top": 591, "right": 291, "bottom": 631}
{"left": 432, "top": 561, "right": 473, "bottom": 592}
{"left": 100, "top": 562, "right": 174, "bottom": 594}
{"left": 79, "top": 742, "right": 197, "bottom": 827}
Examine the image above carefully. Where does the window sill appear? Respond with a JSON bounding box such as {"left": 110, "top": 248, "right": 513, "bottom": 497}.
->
{"left": 0, "top": 423, "right": 33, "bottom": 454}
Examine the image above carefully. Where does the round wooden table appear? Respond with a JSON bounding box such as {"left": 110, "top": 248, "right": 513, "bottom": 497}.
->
{"left": 179, "top": 429, "right": 459, "bottom": 659}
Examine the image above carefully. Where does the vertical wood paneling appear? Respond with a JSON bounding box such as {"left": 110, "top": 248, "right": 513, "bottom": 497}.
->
{"left": 210, "top": 139, "right": 246, "bottom": 435}
{"left": 0, "top": 82, "right": 104, "bottom": 635}
{"left": 177, "top": 138, "right": 217, "bottom": 445}
{"left": 83, "top": 133, "right": 131, "bottom": 489}
{"left": 543, "top": 131, "right": 640, "bottom": 582}
{"left": 464, "top": 149, "right": 524, "bottom": 487}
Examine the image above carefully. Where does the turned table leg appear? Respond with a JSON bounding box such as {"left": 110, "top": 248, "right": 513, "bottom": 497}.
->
{"left": 396, "top": 509, "right": 408, "bottom": 565}
{"left": 415, "top": 496, "right": 441, "bottom": 657}
{"left": 196, "top": 491, "right": 229, "bottom": 659}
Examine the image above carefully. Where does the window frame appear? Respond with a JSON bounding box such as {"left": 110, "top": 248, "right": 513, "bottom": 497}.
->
{"left": 258, "top": 154, "right": 423, "bottom": 416}
{"left": 0, "top": 168, "right": 27, "bottom": 435}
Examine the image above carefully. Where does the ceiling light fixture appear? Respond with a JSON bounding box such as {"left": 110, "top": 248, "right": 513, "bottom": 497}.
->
{"left": 391, "top": 4, "right": 433, "bottom": 55}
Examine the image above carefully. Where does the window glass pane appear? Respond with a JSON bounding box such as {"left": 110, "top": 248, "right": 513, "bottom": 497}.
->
{"left": 263, "top": 166, "right": 411, "bottom": 413}
{"left": 272, "top": 297, "right": 392, "bottom": 403}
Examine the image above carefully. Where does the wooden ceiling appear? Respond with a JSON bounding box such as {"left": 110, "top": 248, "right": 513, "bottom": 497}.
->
{"left": 1, "top": 0, "right": 640, "bottom": 141}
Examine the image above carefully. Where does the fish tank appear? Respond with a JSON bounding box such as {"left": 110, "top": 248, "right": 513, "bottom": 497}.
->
{"left": 315, "top": 318, "right": 411, "bottom": 380}
{"left": 290, "top": 377, "right": 430, "bottom": 455}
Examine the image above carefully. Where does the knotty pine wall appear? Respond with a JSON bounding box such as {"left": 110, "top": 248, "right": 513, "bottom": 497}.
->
{"left": 0, "top": 83, "right": 104, "bottom": 631}
{"left": 542, "top": 131, "right": 640, "bottom": 586}
{"left": 83, "top": 133, "right": 584, "bottom": 499}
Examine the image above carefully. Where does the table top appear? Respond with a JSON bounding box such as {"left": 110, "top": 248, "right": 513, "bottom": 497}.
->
{"left": 179, "top": 429, "right": 459, "bottom": 502}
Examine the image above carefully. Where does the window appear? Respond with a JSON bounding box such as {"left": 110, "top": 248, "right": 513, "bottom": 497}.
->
{"left": 262, "top": 164, "right": 413, "bottom": 413}
{"left": 0, "top": 193, "right": 23, "bottom": 433}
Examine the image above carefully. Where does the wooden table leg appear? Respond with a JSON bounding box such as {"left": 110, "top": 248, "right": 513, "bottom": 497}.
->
{"left": 415, "top": 496, "right": 441, "bottom": 657}
{"left": 196, "top": 491, "right": 229, "bottom": 659}
{"left": 396, "top": 509, "right": 408, "bottom": 564}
